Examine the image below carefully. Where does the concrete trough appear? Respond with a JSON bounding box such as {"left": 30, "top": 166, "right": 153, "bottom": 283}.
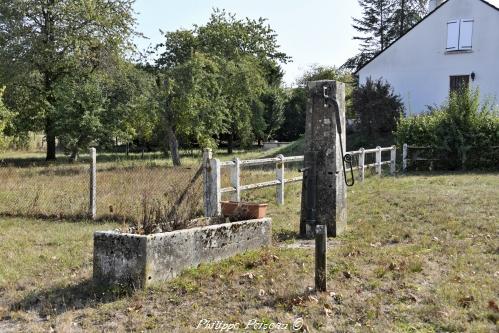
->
{"left": 93, "top": 218, "right": 272, "bottom": 288}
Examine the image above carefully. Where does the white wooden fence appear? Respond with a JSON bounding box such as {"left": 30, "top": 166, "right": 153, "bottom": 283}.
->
{"left": 203, "top": 145, "right": 397, "bottom": 217}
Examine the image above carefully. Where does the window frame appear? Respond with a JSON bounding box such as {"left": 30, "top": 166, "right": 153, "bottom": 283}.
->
{"left": 449, "top": 75, "right": 470, "bottom": 93}
{"left": 446, "top": 19, "right": 474, "bottom": 52}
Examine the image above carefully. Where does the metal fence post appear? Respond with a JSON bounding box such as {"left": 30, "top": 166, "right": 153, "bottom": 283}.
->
{"left": 376, "top": 146, "right": 382, "bottom": 175}
{"left": 276, "top": 154, "right": 285, "bottom": 205}
{"left": 359, "top": 148, "right": 365, "bottom": 182}
{"left": 230, "top": 157, "right": 241, "bottom": 202}
{"left": 89, "top": 147, "right": 96, "bottom": 220}
{"left": 390, "top": 145, "right": 397, "bottom": 175}
{"left": 403, "top": 144, "right": 408, "bottom": 172}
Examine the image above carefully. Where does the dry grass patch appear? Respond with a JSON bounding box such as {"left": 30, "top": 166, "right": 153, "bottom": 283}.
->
{"left": 0, "top": 172, "right": 497, "bottom": 332}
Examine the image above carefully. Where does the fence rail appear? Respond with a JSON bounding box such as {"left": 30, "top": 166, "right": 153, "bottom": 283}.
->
{"left": 203, "top": 145, "right": 397, "bottom": 217}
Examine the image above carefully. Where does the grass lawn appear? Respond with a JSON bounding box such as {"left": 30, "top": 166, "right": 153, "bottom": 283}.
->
{"left": 0, "top": 172, "right": 497, "bottom": 332}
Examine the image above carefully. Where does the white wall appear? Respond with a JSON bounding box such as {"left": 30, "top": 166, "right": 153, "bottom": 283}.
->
{"left": 358, "top": 0, "right": 499, "bottom": 115}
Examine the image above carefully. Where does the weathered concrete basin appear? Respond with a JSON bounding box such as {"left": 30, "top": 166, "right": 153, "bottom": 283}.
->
{"left": 93, "top": 218, "right": 272, "bottom": 288}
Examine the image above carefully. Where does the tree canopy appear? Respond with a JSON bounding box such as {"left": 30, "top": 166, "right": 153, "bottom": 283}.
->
{"left": 0, "top": 0, "right": 137, "bottom": 160}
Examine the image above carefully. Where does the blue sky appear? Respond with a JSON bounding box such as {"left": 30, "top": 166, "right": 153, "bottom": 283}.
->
{"left": 133, "top": 0, "right": 361, "bottom": 86}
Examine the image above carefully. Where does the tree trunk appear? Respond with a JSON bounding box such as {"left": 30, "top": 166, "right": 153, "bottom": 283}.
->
{"left": 167, "top": 126, "right": 181, "bottom": 166}
{"left": 69, "top": 149, "right": 78, "bottom": 162}
{"left": 399, "top": 0, "right": 406, "bottom": 37}
{"left": 45, "top": 118, "right": 57, "bottom": 161}
{"left": 228, "top": 133, "right": 234, "bottom": 155}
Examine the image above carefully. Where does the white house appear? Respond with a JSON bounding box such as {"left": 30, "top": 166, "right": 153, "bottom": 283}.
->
{"left": 357, "top": 0, "right": 499, "bottom": 114}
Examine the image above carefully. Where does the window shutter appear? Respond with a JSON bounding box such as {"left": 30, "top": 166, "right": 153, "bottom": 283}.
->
{"left": 446, "top": 20, "right": 459, "bottom": 50}
{"left": 459, "top": 19, "right": 474, "bottom": 50}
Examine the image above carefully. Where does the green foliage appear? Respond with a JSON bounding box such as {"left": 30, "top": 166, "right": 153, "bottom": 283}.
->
{"left": 0, "top": 0, "right": 137, "bottom": 159}
{"left": 101, "top": 61, "right": 160, "bottom": 148}
{"left": 276, "top": 88, "right": 307, "bottom": 142}
{"left": 352, "top": 78, "right": 405, "bottom": 139}
{"left": 344, "top": 0, "right": 428, "bottom": 71}
{"left": 0, "top": 87, "right": 12, "bottom": 150}
{"left": 296, "top": 65, "right": 356, "bottom": 116}
{"left": 153, "top": 9, "right": 289, "bottom": 160}
{"left": 296, "top": 65, "right": 354, "bottom": 86}
{"left": 260, "top": 87, "right": 286, "bottom": 141}
{"left": 54, "top": 75, "right": 106, "bottom": 160}
{"left": 396, "top": 88, "right": 499, "bottom": 169}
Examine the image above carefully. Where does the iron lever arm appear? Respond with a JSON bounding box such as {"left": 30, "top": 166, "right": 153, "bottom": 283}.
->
{"left": 323, "top": 87, "right": 355, "bottom": 187}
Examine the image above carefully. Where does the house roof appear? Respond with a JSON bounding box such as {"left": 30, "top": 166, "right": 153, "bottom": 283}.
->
{"left": 355, "top": 0, "right": 499, "bottom": 74}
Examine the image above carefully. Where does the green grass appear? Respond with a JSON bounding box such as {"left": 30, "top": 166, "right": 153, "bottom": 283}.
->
{"left": 0, "top": 172, "right": 498, "bottom": 332}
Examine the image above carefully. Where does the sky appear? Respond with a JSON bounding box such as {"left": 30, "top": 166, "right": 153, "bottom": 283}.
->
{"left": 132, "top": 0, "right": 362, "bottom": 86}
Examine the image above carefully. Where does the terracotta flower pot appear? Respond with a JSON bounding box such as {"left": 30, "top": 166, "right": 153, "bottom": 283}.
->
{"left": 221, "top": 201, "right": 268, "bottom": 220}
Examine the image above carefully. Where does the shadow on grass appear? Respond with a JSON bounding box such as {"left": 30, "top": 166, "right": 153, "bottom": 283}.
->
{"left": 10, "top": 279, "right": 135, "bottom": 317}
{"left": 0, "top": 212, "right": 131, "bottom": 225}
{"left": 402, "top": 170, "right": 499, "bottom": 177}
{"left": 273, "top": 229, "right": 301, "bottom": 243}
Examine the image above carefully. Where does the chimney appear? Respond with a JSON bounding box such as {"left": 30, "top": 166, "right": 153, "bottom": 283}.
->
{"left": 429, "top": 0, "right": 446, "bottom": 12}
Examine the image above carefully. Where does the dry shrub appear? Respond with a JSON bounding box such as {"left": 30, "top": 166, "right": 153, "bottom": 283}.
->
{"left": 129, "top": 165, "right": 205, "bottom": 234}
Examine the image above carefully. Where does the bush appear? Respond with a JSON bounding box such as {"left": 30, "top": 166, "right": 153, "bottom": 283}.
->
{"left": 352, "top": 78, "right": 405, "bottom": 141}
{"left": 396, "top": 88, "right": 499, "bottom": 170}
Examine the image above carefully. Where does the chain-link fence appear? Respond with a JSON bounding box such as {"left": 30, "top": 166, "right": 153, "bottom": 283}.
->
{"left": 0, "top": 153, "right": 204, "bottom": 229}
{"left": 0, "top": 162, "right": 88, "bottom": 219}
{"left": 95, "top": 160, "right": 203, "bottom": 232}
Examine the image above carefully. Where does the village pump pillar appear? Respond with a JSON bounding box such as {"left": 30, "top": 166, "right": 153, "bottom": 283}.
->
{"left": 300, "top": 80, "right": 347, "bottom": 238}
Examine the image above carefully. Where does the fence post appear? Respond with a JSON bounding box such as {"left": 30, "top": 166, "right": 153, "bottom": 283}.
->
{"left": 230, "top": 157, "right": 241, "bottom": 202}
{"left": 203, "top": 149, "right": 221, "bottom": 217}
{"left": 390, "top": 145, "right": 397, "bottom": 175}
{"left": 403, "top": 144, "right": 408, "bottom": 172}
{"left": 89, "top": 147, "right": 96, "bottom": 220}
{"left": 376, "top": 146, "right": 382, "bottom": 175}
{"left": 359, "top": 148, "right": 365, "bottom": 182}
{"left": 276, "top": 154, "right": 285, "bottom": 205}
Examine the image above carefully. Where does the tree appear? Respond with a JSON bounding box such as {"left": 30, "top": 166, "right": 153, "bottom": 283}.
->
{"left": 349, "top": 0, "right": 394, "bottom": 70}
{"left": 54, "top": 75, "right": 106, "bottom": 161}
{"left": 100, "top": 61, "right": 159, "bottom": 155}
{"left": 153, "top": 29, "right": 228, "bottom": 165}
{"left": 152, "top": 10, "right": 289, "bottom": 160}
{"left": 344, "top": 0, "right": 428, "bottom": 71}
{"left": 260, "top": 87, "right": 286, "bottom": 141}
{"left": 276, "top": 88, "right": 307, "bottom": 142}
{"left": 352, "top": 78, "right": 405, "bottom": 140}
{"left": 196, "top": 9, "right": 289, "bottom": 153}
{"left": 388, "top": 0, "right": 428, "bottom": 42}
{"left": 0, "top": 0, "right": 136, "bottom": 160}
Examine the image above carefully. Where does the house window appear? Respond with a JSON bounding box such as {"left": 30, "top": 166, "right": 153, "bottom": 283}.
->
{"left": 446, "top": 19, "right": 474, "bottom": 51}
{"left": 450, "top": 75, "right": 470, "bottom": 92}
